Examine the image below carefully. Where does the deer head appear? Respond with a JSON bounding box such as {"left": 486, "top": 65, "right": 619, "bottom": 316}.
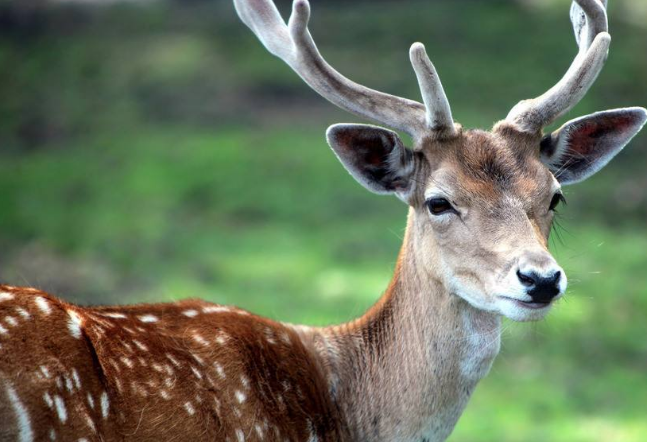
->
{"left": 236, "top": 0, "right": 646, "bottom": 322}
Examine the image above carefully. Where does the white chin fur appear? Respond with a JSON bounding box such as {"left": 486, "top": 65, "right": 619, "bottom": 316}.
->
{"left": 496, "top": 298, "right": 554, "bottom": 322}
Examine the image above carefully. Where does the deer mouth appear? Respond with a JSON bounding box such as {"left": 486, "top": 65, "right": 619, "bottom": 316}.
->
{"left": 499, "top": 297, "right": 553, "bottom": 310}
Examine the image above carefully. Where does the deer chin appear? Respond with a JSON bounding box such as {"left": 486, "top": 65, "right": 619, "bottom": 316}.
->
{"left": 495, "top": 295, "right": 556, "bottom": 322}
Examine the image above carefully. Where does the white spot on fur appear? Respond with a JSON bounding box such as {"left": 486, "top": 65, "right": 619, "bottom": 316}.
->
{"left": 43, "top": 392, "right": 54, "bottom": 408}
{"left": 64, "top": 376, "right": 74, "bottom": 393}
{"left": 4, "top": 316, "right": 17, "bottom": 327}
{"left": 240, "top": 375, "right": 250, "bottom": 389}
{"left": 192, "top": 354, "right": 205, "bottom": 365}
{"left": 103, "top": 312, "right": 126, "bottom": 319}
{"left": 53, "top": 395, "right": 67, "bottom": 423}
{"left": 48, "top": 429, "right": 56, "bottom": 441}
{"left": 182, "top": 309, "right": 198, "bottom": 318}
{"left": 202, "top": 306, "right": 230, "bottom": 314}
{"left": 255, "top": 424, "right": 264, "bottom": 438}
{"left": 133, "top": 340, "right": 148, "bottom": 351}
{"left": 84, "top": 413, "right": 96, "bottom": 432}
{"left": 160, "top": 390, "right": 171, "bottom": 400}
{"left": 192, "top": 333, "right": 208, "bottom": 345}
{"left": 72, "top": 369, "right": 81, "bottom": 390}
{"left": 0, "top": 323, "right": 8, "bottom": 334}
{"left": 4, "top": 381, "right": 34, "bottom": 442}
{"left": 138, "top": 315, "right": 158, "bottom": 323}
{"left": 307, "top": 420, "right": 318, "bottom": 442}
{"left": 15, "top": 308, "right": 30, "bottom": 319}
{"left": 215, "top": 332, "right": 229, "bottom": 345}
{"left": 87, "top": 393, "right": 95, "bottom": 410}
{"left": 191, "top": 366, "right": 203, "bottom": 380}
{"left": 236, "top": 428, "right": 245, "bottom": 442}
{"left": 264, "top": 328, "right": 276, "bottom": 344}
{"left": 35, "top": 297, "right": 51, "bottom": 315}
{"left": 0, "top": 292, "right": 14, "bottom": 302}
{"left": 214, "top": 362, "right": 226, "bottom": 379}
{"left": 120, "top": 357, "right": 134, "bottom": 369}
{"left": 166, "top": 353, "right": 181, "bottom": 367}
{"left": 183, "top": 402, "right": 195, "bottom": 415}
{"left": 100, "top": 392, "right": 109, "bottom": 419}
{"left": 39, "top": 366, "right": 51, "bottom": 379}
{"left": 235, "top": 390, "right": 246, "bottom": 403}
{"left": 67, "top": 311, "right": 83, "bottom": 339}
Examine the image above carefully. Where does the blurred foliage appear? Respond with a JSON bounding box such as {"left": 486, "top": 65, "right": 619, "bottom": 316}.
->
{"left": 0, "top": 0, "right": 645, "bottom": 441}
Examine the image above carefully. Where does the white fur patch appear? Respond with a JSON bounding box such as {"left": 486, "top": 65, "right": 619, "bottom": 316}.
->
{"left": 67, "top": 311, "right": 83, "bottom": 339}
{"left": 183, "top": 402, "right": 195, "bottom": 415}
{"left": 0, "top": 292, "right": 14, "bottom": 302}
{"left": 103, "top": 312, "right": 126, "bottom": 319}
{"left": 235, "top": 429, "right": 245, "bottom": 442}
{"left": 202, "top": 306, "right": 230, "bottom": 314}
{"left": 4, "top": 382, "right": 34, "bottom": 442}
{"left": 100, "top": 392, "right": 109, "bottom": 419}
{"left": 34, "top": 297, "right": 51, "bottom": 315}
{"left": 53, "top": 395, "right": 67, "bottom": 423}
{"left": 138, "top": 315, "right": 158, "bottom": 323}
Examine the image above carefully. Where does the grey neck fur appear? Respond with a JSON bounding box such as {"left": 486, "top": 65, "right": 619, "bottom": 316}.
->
{"left": 311, "top": 210, "right": 502, "bottom": 442}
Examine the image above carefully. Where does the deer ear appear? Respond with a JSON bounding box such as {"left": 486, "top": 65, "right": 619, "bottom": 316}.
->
{"left": 540, "top": 107, "right": 647, "bottom": 185}
{"left": 326, "top": 124, "right": 417, "bottom": 199}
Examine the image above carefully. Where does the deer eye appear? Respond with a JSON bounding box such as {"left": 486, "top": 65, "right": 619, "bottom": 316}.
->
{"left": 427, "top": 198, "right": 457, "bottom": 216}
{"left": 549, "top": 193, "right": 566, "bottom": 211}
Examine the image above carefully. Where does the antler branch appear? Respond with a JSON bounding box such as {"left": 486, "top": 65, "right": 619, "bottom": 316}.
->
{"left": 234, "top": 0, "right": 456, "bottom": 141}
{"left": 410, "top": 43, "right": 456, "bottom": 136}
{"left": 506, "top": 0, "right": 609, "bottom": 133}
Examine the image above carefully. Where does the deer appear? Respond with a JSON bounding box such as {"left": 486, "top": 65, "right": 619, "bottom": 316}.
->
{"left": 0, "top": 0, "right": 645, "bottom": 440}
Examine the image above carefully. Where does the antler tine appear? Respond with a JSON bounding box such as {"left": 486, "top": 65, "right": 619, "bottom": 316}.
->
{"left": 410, "top": 43, "right": 456, "bottom": 136}
{"left": 571, "top": 0, "right": 608, "bottom": 53}
{"left": 234, "top": 0, "right": 452, "bottom": 142}
{"left": 506, "top": 0, "right": 610, "bottom": 134}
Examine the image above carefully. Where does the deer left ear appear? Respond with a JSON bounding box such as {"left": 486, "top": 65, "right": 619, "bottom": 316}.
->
{"left": 540, "top": 107, "right": 647, "bottom": 185}
{"left": 326, "top": 123, "right": 417, "bottom": 201}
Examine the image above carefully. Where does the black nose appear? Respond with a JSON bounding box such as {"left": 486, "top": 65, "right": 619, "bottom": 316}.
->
{"left": 516, "top": 270, "right": 562, "bottom": 303}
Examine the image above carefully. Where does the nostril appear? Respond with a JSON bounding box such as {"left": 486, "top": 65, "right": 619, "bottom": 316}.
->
{"left": 552, "top": 271, "right": 562, "bottom": 284}
{"left": 516, "top": 270, "right": 536, "bottom": 287}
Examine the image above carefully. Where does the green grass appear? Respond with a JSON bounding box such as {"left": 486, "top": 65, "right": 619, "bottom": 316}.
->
{"left": 0, "top": 1, "right": 646, "bottom": 440}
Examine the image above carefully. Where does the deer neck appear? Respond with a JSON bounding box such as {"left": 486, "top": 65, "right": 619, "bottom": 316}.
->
{"left": 315, "top": 209, "right": 501, "bottom": 441}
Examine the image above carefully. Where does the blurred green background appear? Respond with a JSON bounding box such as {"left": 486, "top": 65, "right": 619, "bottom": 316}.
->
{"left": 0, "top": 0, "right": 646, "bottom": 440}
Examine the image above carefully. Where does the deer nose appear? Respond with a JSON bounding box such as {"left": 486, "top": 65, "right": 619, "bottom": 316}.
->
{"left": 516, "top": 269, "right": 562, "bottom": 303}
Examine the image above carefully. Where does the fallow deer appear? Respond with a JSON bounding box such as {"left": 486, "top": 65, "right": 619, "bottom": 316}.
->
{"left": 0, "top": 0, "right": 645, "bottom": 441}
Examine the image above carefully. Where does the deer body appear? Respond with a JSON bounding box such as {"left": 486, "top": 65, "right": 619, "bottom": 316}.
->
{"left": 0, "top": 212, "right": 500, "bottom": 441}
{"left": 1, "top": 0, "right": 646, "bottom": 440}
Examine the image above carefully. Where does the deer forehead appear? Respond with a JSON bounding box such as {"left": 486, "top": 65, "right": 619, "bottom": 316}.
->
{"left": 419, "top": 130, "right": 557, "bottom": 207}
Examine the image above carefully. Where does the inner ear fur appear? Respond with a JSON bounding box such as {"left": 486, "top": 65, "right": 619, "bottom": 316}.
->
{"left": 326, "top": 123, "right": 417, "bottom": 197}
{"left": 540, "top": 107, "right": 647, "bottom": 185}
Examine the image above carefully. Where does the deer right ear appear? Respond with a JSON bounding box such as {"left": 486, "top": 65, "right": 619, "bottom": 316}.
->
{"left": 326, "top": 124, "right": 417, "bottom": 200}
{"left": 540, "top": 108, "right": 647, "bottom": 185}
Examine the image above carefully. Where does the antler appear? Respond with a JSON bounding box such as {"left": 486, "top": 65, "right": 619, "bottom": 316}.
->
{"left": 506, "top": 0, "right": 610, "bottom": 133}
{"left": 233, "top": 0, "right": 457, "bottom": 141}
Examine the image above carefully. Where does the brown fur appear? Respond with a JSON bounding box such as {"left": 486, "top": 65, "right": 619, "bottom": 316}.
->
{"left": 0, "top": 286, "right": 347, "bottom": 441}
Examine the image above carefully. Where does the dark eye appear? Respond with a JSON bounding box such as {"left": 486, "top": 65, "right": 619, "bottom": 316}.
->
{"left": 549, "top": 193, "right": 566, "bottom": 211}
{"left": 427, "top": 198, "right": 457, "bottom": 216}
